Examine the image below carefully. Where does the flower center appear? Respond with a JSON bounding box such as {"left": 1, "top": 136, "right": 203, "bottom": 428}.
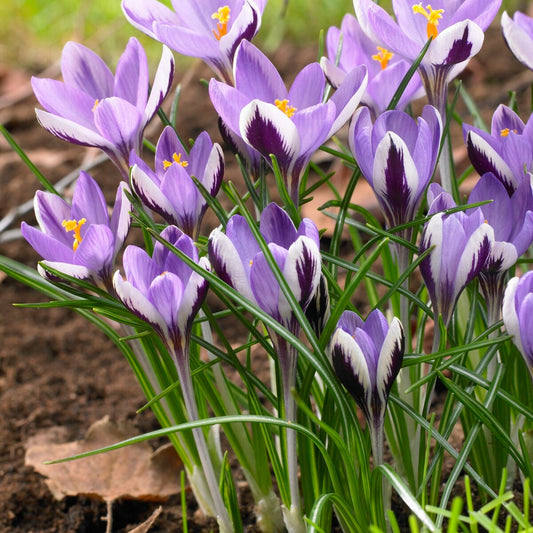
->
{"left": 372, "top": 46, "right": 394, "bottom": 70}
{"left": 275, "top": 99, "right": 297, "bottom": 118}
{"left": 412, "top": 3, "right": 444, "bottom": 39}
{"left": 62, "top": 218, "right": 86, "bottom": 251}
{"left": 500, "top": 128, "right": 517, "bottom": 137}
{"left": 163, "top": 152, "right": 189, "bottom": 169}
{"left": 212, "top": 6, "right": 230, "bottom": 40}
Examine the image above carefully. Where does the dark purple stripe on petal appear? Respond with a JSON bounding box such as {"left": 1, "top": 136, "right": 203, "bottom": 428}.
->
{"left": 442, "top": 26, "right": 473, "bottom": 65}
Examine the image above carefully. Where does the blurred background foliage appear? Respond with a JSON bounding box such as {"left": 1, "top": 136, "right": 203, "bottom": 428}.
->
{"left": 0, "top": 0, "right": 528, "bottom": 70}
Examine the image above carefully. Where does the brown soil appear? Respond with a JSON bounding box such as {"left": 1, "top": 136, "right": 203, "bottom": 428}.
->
{"left": 0, "top": 24, "right": 529, "bottom": 532}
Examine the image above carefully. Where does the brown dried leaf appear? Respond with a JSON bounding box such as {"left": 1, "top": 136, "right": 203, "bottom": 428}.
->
{"left": 25, "top": 415, "right": 182, "bottom": 502}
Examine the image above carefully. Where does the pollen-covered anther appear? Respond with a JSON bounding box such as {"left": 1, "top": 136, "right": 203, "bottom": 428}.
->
{"left": 92, "top": 99, "right": 100, "bottom": 112}
{"left": 412, "top": 3, "right": 444, "bottom": 39}
{"left": 212, "top": 6, "right": 231, "bottom": 40}
{"left": 275, "top": 99, "right": 297, "bottom": 118}
{"left": 62, "top": 218, "right": 87, "bottom": 251}
{"left": 163, "top": 152, "right": 189, "bottom": 169}
{"left": 500, "top": 128, "right": 517, "bottom": 137}
{"left": 372, "top": 46, "right": 394, "bottom": 70}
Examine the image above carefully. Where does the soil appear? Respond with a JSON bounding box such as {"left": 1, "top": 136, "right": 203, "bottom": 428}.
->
{"left": 0, "top": 21, "right": 530, "bottom": 533}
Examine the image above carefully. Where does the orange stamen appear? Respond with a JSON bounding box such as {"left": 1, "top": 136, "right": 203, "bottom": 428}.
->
{"left": 372, "top": 46, "right": 394, "bottom": 70}
{"left": 212, "top": 6, "right": 230, "bottom": 40}
{"left": 275, "top": 99, "right": 297, "bottom": 118}
{"left": 62, "top": 218, "right": 87, "bottom": 251}
{"left": 163, "top": 152, "right": 189, "bottom": 169}
{"left": 412, "top": 3, "right": 444, "bottom": 39}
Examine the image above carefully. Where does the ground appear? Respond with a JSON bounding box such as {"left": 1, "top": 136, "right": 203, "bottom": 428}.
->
{"left": 0, "top": 23, "right": 529, "bottom": 532}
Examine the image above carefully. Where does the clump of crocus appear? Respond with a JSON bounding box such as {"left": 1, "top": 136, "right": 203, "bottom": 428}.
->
{"left": 121, "top": 0, "right": 267, "bottom": 84}
{"left": 330, "top": 309, "right": 404, "bottom": 465}
{"left": 503, "top": 272, "right": 533, "bottom": 382}
{"left": 321, "top": 13, "right": 423, "bottom": 116}
{"left": 130, "top": 127, "right": 224, "bottom": 240}
{"left": 419, "top": 200, "right": 494, "bottom": 333}
{"left": 113, "top": 225, "right": 233, "bottom": 533}
{"left": 502, "top": 10, "right": 533, "bottom": 71}
{"left": 31, "top": 38, "right": 174, "bottom": 179}
{"left": 209, "top": 203, "right": 321, "bottom": 532}
{"left": 21, "top": 171, "right": 131, "bottom": 291}
{"left": 463, "top": 104, "right": 533, "bottom": 195}
{"left": 209, "top": 40, "right": 367, "bottom": 206}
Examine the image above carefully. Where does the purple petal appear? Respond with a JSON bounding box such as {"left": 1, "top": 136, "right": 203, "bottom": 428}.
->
{"left": 74, "top": 224, "right": 115, "bottom": 274}
{"left": 234, "top": 40, "right": 286, "bottom": 101}
{"left": 114, "top": 37, "right": 149, "bottom": 109}
{"left": 121, "top": 0, "right": 179, "bottom": 39}
{"left": 239, "top": 100, "right": 300, "bottom": 176}
{"left": 71, "top": 171, "right": 109, "bottom": 226}
{"left": 60, "top": 41, "right": 114, "bottom": 99}
{"left": 31, "top": 78, "right": 96, "bottom": 130}
{"left": 21, "top": 222, "right": 74, "bottom": 263}
{"left": 143, "top": 45, "right": 175, "bottom": 126}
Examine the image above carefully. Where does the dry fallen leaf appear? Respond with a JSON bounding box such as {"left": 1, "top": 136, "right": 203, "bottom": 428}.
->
{"left": 25, "top": 415, "right": 182, "bottom": 502}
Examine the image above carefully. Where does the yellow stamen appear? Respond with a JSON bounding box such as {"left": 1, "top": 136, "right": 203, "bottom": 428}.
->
{"left": 275, "top": 99, "right": 297, "bottom": 118}
{"left": 212, "top": 6, "right": 231, "bottom": 40}
{"left": 249, "top": 259, "right": 253, "bottom": 266}
{"left": 412, "top": 3, "right": 444, "bottom": 39}
{"left": 372, "top": 46, "right": 394, "bottom": 70}
{"left": 62, "top": 218, "right": 87, "bottom": 251}
{"left": 163, "top": 152, "right": 189, "bottom": 169}
{"left": 92, "top": 99, "right": 100, "bottom": 112}
{"left": 500, "top": 128, "right": 517, "bottom": 137}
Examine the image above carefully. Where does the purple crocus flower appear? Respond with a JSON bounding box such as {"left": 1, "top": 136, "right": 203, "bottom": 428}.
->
{"left": 121, "top": 0, "right": 267, "bottom": 84}
{"left": 419, "top": 204, "right": 494, "bottom": 326}
{"left": 503, "top": 272, "right": 533, "bottom": 381}
{"left": 320, "top": 13, "right": 424, "bottom": 116}
{"left": 209, "top": 40, "right": 368, "bottom": 206}
{"left": 350, "top": 105, "right": 442, "bottom": 231}
{"left": 113, "top": 225, "right": 209, "bottom": 354}
{"left": 209, "top": 202, "right": 321, "bottom": 528}
{"left": 21, "top": 171, "right": 131, "bottom": 289}
{"left": 209, "top": 203, "right": 322, "bottom": 328}
{"left": 130, "top": 126, "right": 224, "bottom": 240}
{"left": 428, "top": 173, "right": 533, "bottom": 322}
{"left": 502, "top": 10, "right": 533, "bottom": 71}
{"left": 31, "top": 38, "right": 174, "bottom": 179}
{"left": 353, "top": 0, "right": 501, "bottom": 115}
{"left": 112, "top": 227, "right": 233, "bottom": 531}
{"left": 330, "top": 309, "right": 404, "bottom": 464}
{"left": 463, "top": 104, "right": 533, "bottom": 195}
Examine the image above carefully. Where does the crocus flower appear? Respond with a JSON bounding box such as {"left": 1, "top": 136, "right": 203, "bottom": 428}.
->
{"left": 463, "top": 104, "right": 533, "bottom": 195}
{"left": 209, "top": 202, "right": 321, "bottom": 529}
{"left": 428, "top": 174, "right": 533, "bottom": 323}
{"left": 353, "top": 0, "right": 501, "bottom": 115}
{"left": 21, "top": 171, "right": 131, "bottom": 289}
{"left": 502, "top": 10, "right": 533, "bottom": 71}
{"left": 209, "top": 40, "right": 368, "bottom": 206}
{"left": 350, "top": 105, "right": 442, "bottom": 231}
{"left": 113, "top": 225, "right": 208, "bottom": 355}
{"left": 31, "top": 38, "right": 174, "bottom": 179}
{"left": 209, "top": 203, "right": 321, "bottom": 329}
{"left": 330, "top": 309, "right": 404, "bottom": 464}
{"left": 122, "top": 0, "right": 267, "bottom": 84}
{"left": 419, "top": 205, "right": 494, "bottom": 327}
{"left": 130, "top": 127, "right": 224, "bottom": 240}
{"left": 503, "top": 272, "right": 533, "bottom": 381}
{"left": 112, "top": 227, "right": 232, "bottom": 532}
{"left": 321, "top": 13, "right": 424, "bottom": 116}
